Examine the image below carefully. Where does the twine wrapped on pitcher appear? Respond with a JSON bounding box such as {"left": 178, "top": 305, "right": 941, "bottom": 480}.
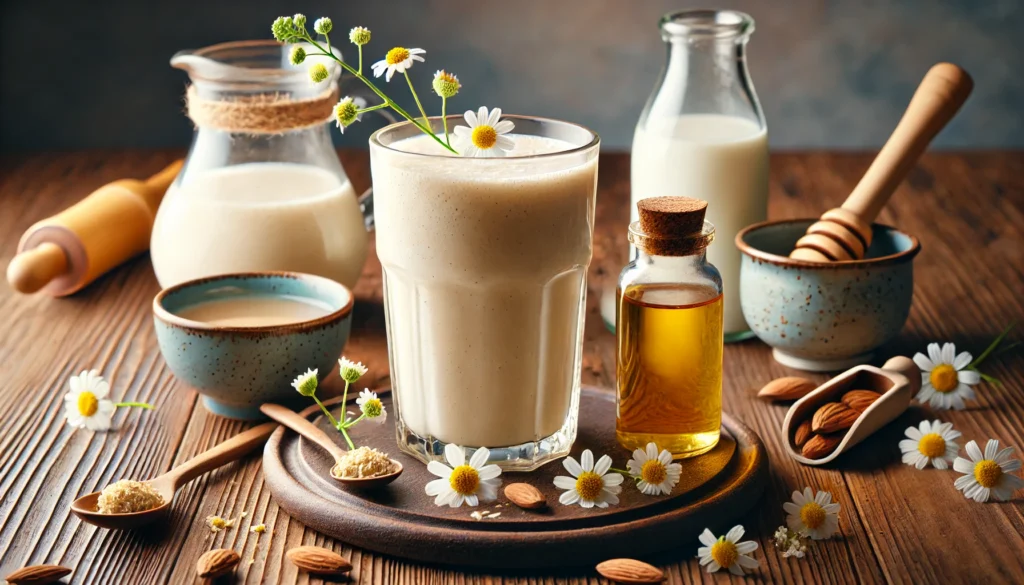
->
{"left": 184, "top": 85, "right": 339, "bottom": 134}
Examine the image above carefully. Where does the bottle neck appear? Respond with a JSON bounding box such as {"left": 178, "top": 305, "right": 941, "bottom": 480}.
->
{"left": 634, "top": 247, "right": 708, "bottom": 267}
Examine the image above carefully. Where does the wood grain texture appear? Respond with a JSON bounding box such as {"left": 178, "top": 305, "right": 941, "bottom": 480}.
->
{"left": 1, "top": 151, "right": 1022, "bottom": 584}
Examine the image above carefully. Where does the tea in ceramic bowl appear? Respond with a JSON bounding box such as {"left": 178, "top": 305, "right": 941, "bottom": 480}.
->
{"left": 153, "top": 272, "right": 353, "bottom": 419}
{"left": 737, "top": 220, "right": 919, "bottom": 372}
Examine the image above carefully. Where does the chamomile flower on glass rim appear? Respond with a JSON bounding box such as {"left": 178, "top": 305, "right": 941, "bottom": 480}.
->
{"left": 291, "top": 368, "right": 318, "bottom": 397}
{"left": 783, "top": 487, "right": 840, "bottom": 540}
{"left": 371, "top": 47, "right": 425, "bottom": 81}
{"left": 355, "top": 389, "right": 387, "bottom": 424}
{"left": 913, "top": 342, "right": 980, "bottom": 410}
{"left": 697, "top": 525, "right": 759, "bottom": 575}
{"left": 898, "top": 419, "right": 961, "bottom": 470}
{"left": 425, "top": 444, "right": 502, "bottom": 507}
{"left": 953, "top": 439, "right": 1024, "bottom": 503}
{"left": 626, "top": 442, "right": 682, "bottom": 495}
{"left": 338, "top": 356, "right": 368, "bottom": 383}
{"left": 64, "top": 370, "right": 116, "bottom": 431}
{"left": 453, "top": 107, "right": 516, "bottom": 158}
{"left": 553, "top": 449, "right": 623, "bottom": 508}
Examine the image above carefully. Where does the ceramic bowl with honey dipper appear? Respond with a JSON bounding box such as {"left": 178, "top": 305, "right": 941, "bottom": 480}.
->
{"left": 736, "top": 62, "right": 972, "bottom": 372}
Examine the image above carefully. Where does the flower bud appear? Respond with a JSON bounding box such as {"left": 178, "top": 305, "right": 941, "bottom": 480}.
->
{"left": 432, "top": 70, "right": 461, "bottom": 98}
{"left": 292, "top": 13, "right": 307, "bottom": 29}
{"left": 334, "top": 97, "right": 360, "bottom": 133}
{"left": 313, "top": 17, "right": 333, "bottom": 35}
{"left": 289, "top": 45, "right": 306, "bottom": 65}
{"left": 271, "top": 16, "right": 295, "bottom": 43}
{"left": 349, "top": 26, "right": 371, "bottom": 46}
{"left": 309, "top": 63, "right": 330, "bottom": 83}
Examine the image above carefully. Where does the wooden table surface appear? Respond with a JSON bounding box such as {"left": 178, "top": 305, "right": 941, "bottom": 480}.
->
{"left": 1, "top": 151, "right": 1022, "bottom": 584}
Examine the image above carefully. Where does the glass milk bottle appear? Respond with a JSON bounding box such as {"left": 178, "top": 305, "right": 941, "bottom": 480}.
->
{"left": 631, "top": 10, "right": 768, "bottom": 342}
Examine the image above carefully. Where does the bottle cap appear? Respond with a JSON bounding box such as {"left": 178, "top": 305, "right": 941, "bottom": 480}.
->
{"left": 634, "top": 197, "right": 711, "bottom": 255}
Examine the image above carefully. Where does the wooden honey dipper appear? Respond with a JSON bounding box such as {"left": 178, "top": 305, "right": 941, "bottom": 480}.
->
{"left": 790, "top": 63, "right": 973, "bottom": 262}
{"left": 7, "top": 160, "right": 183, "bottom": 296}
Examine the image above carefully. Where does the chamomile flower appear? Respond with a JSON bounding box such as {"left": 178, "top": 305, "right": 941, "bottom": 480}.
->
{"left": 697, "top": 525, "right": 760, "bottom": 575}
{"left": 553, "top": 449, "right": 623, "bottom": 508}
{"left": 899, "top": 419, "right": 961, "bottom": 470}
{"left": 349, "top": 26, "right": 371, "bottom": 46}
{"left": 453, "top": 107, "right": 515, "bottom": 158}
{"left": 913, "top": 342, "right": 980, "bottom": 410}
{"left": 432, "top": 70, "right": 461, "bottom": 98}
{"left": 371, "top": 47, "right": 425, "bottom": 82}
{"left": 425, "top": 444, "right": 502, "bottom": 507}
{"left": 355, "top": 389, "right": 387, "bottom": 424}
{"left": 291, "top": 368, "right": 318, "bottom": 397}
{"left": 64, "top": 370, "right": 115, "bottom": 431}
{"left": 626, "top": 442, "right": 682, "bottom": 495}
{"left": 953, "top": 439, "right": 1024, "bottom": 502}
{"left": 338, "top": 357, "right": 368, "bottom": 383}
{"left": 309, "top": 62, "right": 330, "bottom": 83}
{"left": 783, "top": 487, "right": 840, "bottom": 540}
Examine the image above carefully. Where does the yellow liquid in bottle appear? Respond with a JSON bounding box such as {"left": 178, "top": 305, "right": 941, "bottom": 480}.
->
{"left": 616, "top": 284, "right": 724, "bottom": 458}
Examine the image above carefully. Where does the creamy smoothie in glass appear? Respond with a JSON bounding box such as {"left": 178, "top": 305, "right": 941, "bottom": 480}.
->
{"left": 370, "top": 116, "right": 599, "bottom": 471}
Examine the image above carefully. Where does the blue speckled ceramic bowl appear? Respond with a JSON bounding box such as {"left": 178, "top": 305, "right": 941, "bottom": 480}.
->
{"left": 737, "top": 220, "right": 919, "bottom": 372}
{"left": 153, "top": 272, "right": 353, "bottom": 419}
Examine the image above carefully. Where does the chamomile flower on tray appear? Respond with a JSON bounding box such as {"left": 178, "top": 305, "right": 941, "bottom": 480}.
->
{"left": 783, "top": 487, "right": 840, "bottom": 540}
{"left": 696, "top": 525, "right": 759, "bottom": 575}
{"left": 626, "top": 442, "right": 682, "bottom": 495}
{"left": 425, "top": 444, "right": 502, "bottom": 508}
{"left": 553, "top": 449, "right": 623, "bottom": 508}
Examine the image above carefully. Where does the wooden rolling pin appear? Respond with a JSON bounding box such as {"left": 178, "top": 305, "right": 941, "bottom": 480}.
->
{"left": 7, "top": 160, "right": 183, "bottom": 296}
{"left": 790, "top": 63, "right": 973, "bottom": 262}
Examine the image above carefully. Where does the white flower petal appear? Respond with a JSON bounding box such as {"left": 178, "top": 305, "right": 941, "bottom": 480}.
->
{"left": 553, "top": 476, "right": 576, "bottom": 490}
{"left": 444, "top": 443, "right": 465, "bottom": 467}
{"left": 953, "top": 474, "right": 975, "bottom": 490}
{"left": 469, "top": 447, "right": 489, "bottom": 469}
{"left": 953, "top": 457, "right": 975, "bottom": 474}
{"left": 985, "top": 439, "right": 1000, "bottom": 460}
{"left": 905, "top": 426, "right": 923, "bottom": 440}
{"left": 580, "top": 450, "right": 594, "bottom": 472}
{"left": 940, "top": 343, "right": 956, "bottom": 365}
{"left": 966, "top": 440, "right": 983, "bottom": 462}
{"left": 602, "top": 472, "right": 624, "bottom": 486}
{"left": 725, "top": 525, "right": 745, "bottom": 543}
{"left": 958, "top": 370, "right": 981, "bottom": 385}
{"left": 427, "top": 460, "right": 452, "bottom": 478}
{"left": 477, "top": 464, "right": 502, "bottom": 480}
{"left": 594, "top": 454, "right": 612, "bottom": 476}
{"left": 559, "top": 490, "right": 580, "bottom": 505}
{"left": 476, "top": 107, "right": 488, "bottom": 126}
{"left": 486, "top": 107, "right": 502, "bottom": 127}
{"left": 465, "top": 494, "right": 478, "bottom": 507}
{"left": 425, "top": 478, "right": 450, "bottom": 496}
{"left": 913, "top": 353, "right": 935, "bottom": 372}
{"left": 493, "top": 120, "right": 515, "bottom": 134}
{"left": 563, "top": 456, "right": 583, "bottom": 477}
{"left": 953, "top": 351, "right": 973, "bottom": 370}
{"left": 999, "top": 459, "right": 1022, "bottom": 472}
{"left": 927, "top": 343, "right": 942, "bottom": 364}
{"left": 737, "top": 554, "right": 760, "bottom": 568}
{"left": 495, "top": 136, "right": 516, "bottom": 151}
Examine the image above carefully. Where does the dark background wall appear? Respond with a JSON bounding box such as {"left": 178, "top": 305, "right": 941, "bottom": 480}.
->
{"left": 1, "top": 0, "right": 1021, "bottom": 151}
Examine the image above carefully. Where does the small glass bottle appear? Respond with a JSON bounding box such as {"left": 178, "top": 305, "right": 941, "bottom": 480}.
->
{"left": 631, "top": 9, "right": 768, "bottom": 342}
{"left": 616, "top": 197, "right": 724, "bottom": 458}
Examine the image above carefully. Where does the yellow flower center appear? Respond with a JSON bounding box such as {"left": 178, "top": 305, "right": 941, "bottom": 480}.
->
{"left": 710, "top": 538, "right": 738, "bottom": 569}
{"left": 973, "top": 459, "right": 1003, "bottom": 488}
{"left": 77, "top": 391, "right": 99, "bottom": 417}
{"left": 471, "top": 125, "right": 498, "bottom": 149}
{"left": 386, "top": 47, "right": 410, "bottom": 65}
{"left": 448, "top": 465, "right": 479, "bottom": 495}
{"left": 362, "top": 398, "right": 383, "bottom": 418}
{"left": 640, "top": 460, "right": 667, "bottom": 485}
{"left": 800, "top": 502, "right": 827, "bottom": 529}
{"left": 929, "top": 364, "right": 959, "bottom": 393}
{"left": 575, "top": 471, "right": 604, "bottom": 501}
{"left": 436, "top": 71, "right": 458, "bottom": 84}
{"left": 917, "top": 433, "right": 947, "bottom": 458}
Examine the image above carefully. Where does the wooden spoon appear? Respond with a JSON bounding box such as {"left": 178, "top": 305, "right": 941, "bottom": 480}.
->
{"left": 790, "top": 63, "right": 973, "bottom": 261}
{"left": 260, "top": 403, "right": 402, "bottom": 489}
{"left": 71, "top": 421, "right": 277, "bottom": 529}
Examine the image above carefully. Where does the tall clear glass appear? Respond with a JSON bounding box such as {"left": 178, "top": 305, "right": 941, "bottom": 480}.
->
{"left": 631, "top": 10, "right": 769, "bottom": 342}
{"left": 370, "top": 117, "right": 600, "bottom": 471}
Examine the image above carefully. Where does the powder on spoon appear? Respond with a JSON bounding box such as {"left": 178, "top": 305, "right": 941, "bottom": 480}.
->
{"left": 96, "top": 480, "right": 164, "bottom": 514}
{"left": 332, "top": 446, "right": 396, "bottom": 479}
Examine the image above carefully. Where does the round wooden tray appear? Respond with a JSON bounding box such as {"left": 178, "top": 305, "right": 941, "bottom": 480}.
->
{"left": 263, "top": 387, "right": 768, "bottom": 568}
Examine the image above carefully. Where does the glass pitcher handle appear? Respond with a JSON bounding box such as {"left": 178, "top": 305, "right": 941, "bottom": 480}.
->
{"left": 348, "top": 90, "right": 396, "bottom": 232}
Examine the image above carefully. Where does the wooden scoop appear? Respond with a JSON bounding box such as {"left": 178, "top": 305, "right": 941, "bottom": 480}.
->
{"left": 260, "top": 403, "right": 403, "bottom": 489}
{"left": 70, "top": 421, "right": 276, "bottom": 530}
{"left": 781, "top": 356, "right": 921, "bottom": 465}
{"left": 790, "top": 63, "right": 973, "bottom": 261}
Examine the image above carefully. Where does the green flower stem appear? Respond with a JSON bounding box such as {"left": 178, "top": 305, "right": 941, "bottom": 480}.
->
{"left": 312, "top": 394, "right": 340, "bottom": 429}
{"left": 968, "top": 322, "right": 1016, "bottom": 369}
{"left": 441, "top": 96, "right": 450, "bottom": 147}
{"left": 358, "top": 45, "right": 363, "bottom": 75}
{"left": 609, "top": 467, "right": 633, "bottom": 476}
{"left": 357, "top": 103, "right": 389, "bottom": 114}
{"left": 342, "top": 413, "right": 366, "bottom": 429}
{"left": 338, "top": 379, "right": 351, "bottom": 424}
{"left": 114, "top": 401, "right": 153, "bottom": 410}
{"left": 404, "top": 71, "right": 430, "bottom": 126}
{"left": 338, "top": 425, "right": 356, "bottom": 450}
{"left": 301, "top": 35, "right": 457, "bottom": 154}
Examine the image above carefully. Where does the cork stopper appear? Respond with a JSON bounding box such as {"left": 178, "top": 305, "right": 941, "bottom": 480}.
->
{"left": 634, "top": 197, "right": 710, "bottom": 255}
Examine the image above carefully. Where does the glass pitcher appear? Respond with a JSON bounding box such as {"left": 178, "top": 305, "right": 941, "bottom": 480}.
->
{"left": 631, "top": 10, "right": 769, "bottom": 342}
{"left": 152, "top": 40, "right": 389, "bottom": 289}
